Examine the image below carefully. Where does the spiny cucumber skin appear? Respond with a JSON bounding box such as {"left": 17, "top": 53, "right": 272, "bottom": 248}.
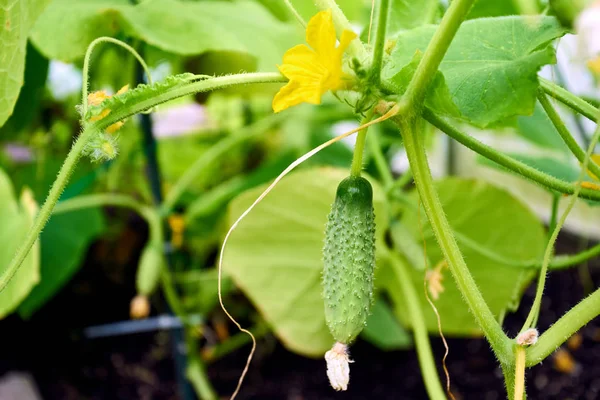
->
{"left": 323, "top": 176, "right": 376, "bottom": 344}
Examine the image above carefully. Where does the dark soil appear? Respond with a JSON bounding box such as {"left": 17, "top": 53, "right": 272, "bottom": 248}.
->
{"left": 1, "top": 229, "right": 599, "bottom": 400}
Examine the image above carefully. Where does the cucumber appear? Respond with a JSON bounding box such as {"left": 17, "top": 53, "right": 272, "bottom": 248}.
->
{"left": 136, "top": 243, "right": 164, "bottom": 295}
{"left": 322, "top": 176, "right": 376, "bottom": 344}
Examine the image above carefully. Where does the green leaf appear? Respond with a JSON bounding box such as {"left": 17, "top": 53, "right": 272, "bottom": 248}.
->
{"left": 0, "top": 0, "right": 51, "bottom": 128}
{"left": 361, "top": 297, "right": 412, "bottom": 350}
{"left": 516, "top": 102, "right": 569, "bottom": 152}
{"left": 388, "top": 50, "right": 460, "bottom": 117}
{"left": 385, "top": 0, "right": 440, "bottom": 33}
{"left": 19, "top": 208, "right": 105, "bottom": 318}
{"left": 31, "top": 0, "right": 300, "bottom": 70}
{"left": 384, "top": 16, "right": 567, "bottom": 127}
{"left": 0, "top": 169, "right": 40, "bottom": 318}
{"left": 467, "top": 0, "right": 519, "bottom": 19}
{"left": 223, "top": 167, "right": 389, "bottom": 356}
{"left": 0, "top": 42, "right": 49, "bottom": 137}
{"left": 386, "top": 178, "right": 545, "bottom": 335}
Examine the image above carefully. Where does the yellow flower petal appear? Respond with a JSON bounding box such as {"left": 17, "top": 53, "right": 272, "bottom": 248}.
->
{"left": 116, "top": 84, "right": 129, "bottom": 95}
{"left": 306, "top": 10, "right": 336, "bottom": 60}
{"left": 272, "top": 9, "right": 357, "bottom": 112}
{"left": 272, "top": 80, "right": 322, "bottom": 113}
{"left": 280, "top": 45, "right": 328, "bottom": 80}
{"left": 338, "top": 29, "right": 358, "bottom": 58}
{"left": 88, "top": 90, "right": 110, "bottom": 107}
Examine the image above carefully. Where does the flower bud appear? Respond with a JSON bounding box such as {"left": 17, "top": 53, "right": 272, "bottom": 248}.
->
{"left": 130, "top": 294, "right": 150, "bottom": 319}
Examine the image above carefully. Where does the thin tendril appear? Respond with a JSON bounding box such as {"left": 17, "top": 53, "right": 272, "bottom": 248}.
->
{"left": 81, "top": 37, "right": 153, "bottom": 116}
{"left": 418, "top": 198, "right": 455, "bottom": 400}
{"left": 368, "top": 0, "right": 376, "bottom": 44}
{"left": 283, "top": 0, "right": 307, "bottom": 28}
{"left": 217, "top": 104, "right": 400, "bottom": 399}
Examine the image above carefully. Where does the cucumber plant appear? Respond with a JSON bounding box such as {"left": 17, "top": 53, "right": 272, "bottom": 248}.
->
{"left": 1, "top": 0, "right": 600, "bottom": 399}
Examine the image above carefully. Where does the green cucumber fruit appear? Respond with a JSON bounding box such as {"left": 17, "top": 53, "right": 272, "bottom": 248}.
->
{"left": 136, "top": 243, "right": 164, "bottom": 295}
{"left": 323, "top": 175, "right": 376, "bottom": 344}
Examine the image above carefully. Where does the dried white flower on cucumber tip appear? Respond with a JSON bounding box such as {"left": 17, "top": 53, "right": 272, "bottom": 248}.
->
{"left": 325, "top": 342, "right": 353, "bottom": 391}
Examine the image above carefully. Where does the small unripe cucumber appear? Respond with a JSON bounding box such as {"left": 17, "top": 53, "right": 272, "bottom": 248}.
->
{"left": 136, "top": 243, "right": 164, "bottom": 295}
{"left": 323, "top": 176, "right": 376, "bottom": 344}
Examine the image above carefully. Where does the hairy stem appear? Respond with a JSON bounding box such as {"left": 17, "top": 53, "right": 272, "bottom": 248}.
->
{"left": 521, "top": 117, "right": 600, "bottom": 331}
{"left": 538, "top": 92, "right": 600, "bottom": 179}
{"left": 540, "top": 78, "right": 598, "bottom": 122}
{"left": 399, "top": 116, "right": 512, "bottom": 363}
{"left": 387, "top": 252, "right": 446, "bottom": 400}
{"left": 424, "top": 109, "right": 600, "bottom": 202}
{"left": 527, "top": 286, "right": 600, "bottom": 366}
{"left": 0, "top": 126, "right": 98, "bottom": 292}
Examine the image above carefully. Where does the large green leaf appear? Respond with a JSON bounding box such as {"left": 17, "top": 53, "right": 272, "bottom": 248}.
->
{"left": 385, "top": 0, "right": 440, "bottom": 33}
{"left": 389, "top": 51, "right": 460, "bottom": 117}
{"left": 361, "top": 296, "right": 412, "bottom": 350}
{"left": 0, "top": 0, "right": 51, "bottom": 128}
{"left": 19, "top": 208, "right": 105, "bottom": 318}
{"left": 385, "top": 178, "right": 546, "bottom": 335}
{"left": 384, "top": 16, "right": 567, "bottom": 127}
{"left": 31, "top": 0, "right": 299, "bottom": 70}
{"left": 0, "top": 169, "right": 40, "bottom": 318}
{"left": 467, "top": 0, "right": 519, "bottom": 19}
{"left": 223, "top": 167, "right": 389, "bottom": 356}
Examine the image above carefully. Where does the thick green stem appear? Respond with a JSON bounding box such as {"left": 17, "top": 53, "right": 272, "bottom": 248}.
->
{"left": 538, "top": 92, "right": 600, "bottom": 179}
{"left": 522, "top": 118, "right": 600, "bottom": 332}
{"left": 402, "top": 0, "right": 475, "bottom": 108}
{"left": 526, "top": 286, "right": 600, "bottom": 366}
{"left": 161, "top": 114, "right": 283, "bottom": 214}
{"left": 1, "top": 126, "right": 97, "bottom": 292}
{"left": 350, "top": 114, "right": 373, "bottom": 177}
{"left": 370, "top": 0, "right": 391, "bottom": 84}
{"left": 387, "top": 252, "right": 446, "bottom": 400}
{"left": 424, "top": 109, "right": 600, "bottom": 202}
{"left": 540, "top": 78, "right": 598, "bottom": 122}
{"left": 399, "top": 116, "right": 512, "bottom": 363}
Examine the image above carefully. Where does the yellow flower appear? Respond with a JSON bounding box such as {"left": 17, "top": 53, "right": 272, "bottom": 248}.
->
{"left": 272, "top": 10, "right": 357, "bottom": 113}
{"left": 87, "top": 85, "right": 129, "bottom": 133}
